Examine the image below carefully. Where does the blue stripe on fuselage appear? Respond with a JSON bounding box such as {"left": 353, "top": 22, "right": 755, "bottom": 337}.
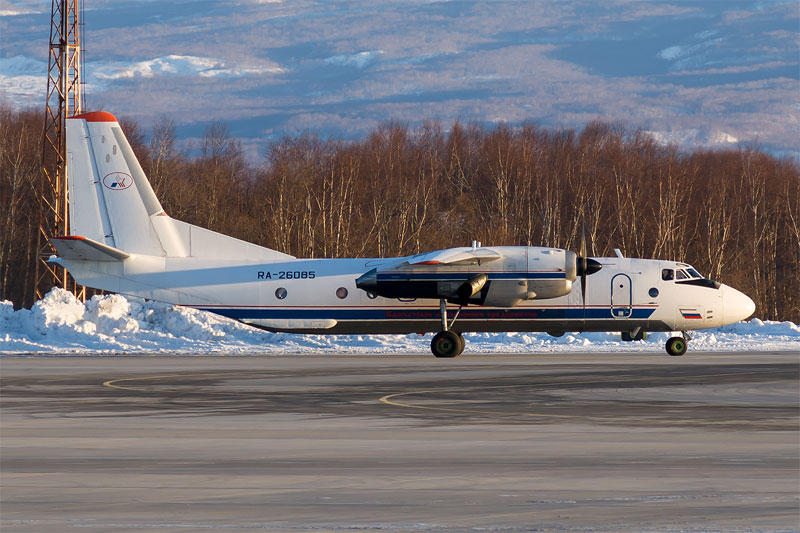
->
{"left": 197, "top": 307, "right": 656, "bottom": 321}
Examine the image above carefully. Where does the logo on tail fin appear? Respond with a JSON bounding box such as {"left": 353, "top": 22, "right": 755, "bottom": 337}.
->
{"left": 102, "top": 172, "right": 133, "bottom": 190}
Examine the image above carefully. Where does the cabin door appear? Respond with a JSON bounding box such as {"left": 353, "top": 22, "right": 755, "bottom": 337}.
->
{"left": 610, "top": 273, "right": 633, "bottom": 318}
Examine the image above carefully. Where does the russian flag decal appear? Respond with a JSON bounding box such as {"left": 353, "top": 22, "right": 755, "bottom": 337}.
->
{"left": 680, "top": 309, "right": 703, "bottom": 319}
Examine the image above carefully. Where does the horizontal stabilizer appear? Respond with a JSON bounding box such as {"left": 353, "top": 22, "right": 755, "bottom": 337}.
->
{"left": 406, "top": 247, "right": 502, "bottom": 266}
{"left": 51, "top": 236, "right": 130, "bottom": 262}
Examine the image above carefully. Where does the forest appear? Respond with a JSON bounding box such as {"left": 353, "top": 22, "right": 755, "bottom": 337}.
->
{"left": 2, "top": 103, "right": 799, "bottom": 322}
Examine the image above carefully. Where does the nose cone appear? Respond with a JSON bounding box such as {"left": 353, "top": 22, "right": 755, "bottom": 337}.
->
{"left": 722, "top": 284, "right": 756, "bottom": 324}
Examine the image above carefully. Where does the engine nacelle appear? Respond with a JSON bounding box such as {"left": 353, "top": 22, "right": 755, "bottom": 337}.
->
{"left": 355, "top": 246, "right": 588, "bottom": 307}
{"left": 481, "top": 279, "right": 530, "bottom": 307}
{"left": 521, "top": 248, "right": 600, "bottom": 300}
{"left": 518, "top": 248, "right": 576, "bottom": 301}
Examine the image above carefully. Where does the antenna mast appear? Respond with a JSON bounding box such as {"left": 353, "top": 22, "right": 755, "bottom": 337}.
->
{"left": 35, "top": 0, "right": 85, "bottom": 300}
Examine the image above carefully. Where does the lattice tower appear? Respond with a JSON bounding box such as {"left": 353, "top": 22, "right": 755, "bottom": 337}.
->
{"left": 35, "top": 0, "right": 85, "bottom": 300}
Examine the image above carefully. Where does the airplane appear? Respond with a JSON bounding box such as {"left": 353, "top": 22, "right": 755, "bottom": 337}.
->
{"left": 49, "top": 111, "right": 756, "bottom": 357}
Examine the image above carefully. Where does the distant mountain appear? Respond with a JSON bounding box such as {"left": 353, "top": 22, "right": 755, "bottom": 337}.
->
{"left": 1, "top": 0, "right": 797, "bottom": 160}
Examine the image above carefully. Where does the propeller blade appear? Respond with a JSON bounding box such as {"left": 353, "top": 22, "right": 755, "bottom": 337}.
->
{"left": 580, "top": 223, "right": 587, "bottom": 305}
{"left": 580, "top": 221, "right": 587, "bottom": 258}
{"left": 575, "top": 221, "right": 601, "bottom": 307}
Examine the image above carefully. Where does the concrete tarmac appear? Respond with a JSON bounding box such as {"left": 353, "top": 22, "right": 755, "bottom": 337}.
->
{"left": 1, "top": 352, "right": 798, "bottom": 532}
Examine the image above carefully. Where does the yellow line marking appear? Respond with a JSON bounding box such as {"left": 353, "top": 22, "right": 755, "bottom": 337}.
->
{"left": 102, "top": 373, "right": 221, "bottom": 391}
{"left": 102, "top": 375, "right": 180, "bottom": 391}
{"left": 380, "top": 387, "right": 573, "bottom": 419}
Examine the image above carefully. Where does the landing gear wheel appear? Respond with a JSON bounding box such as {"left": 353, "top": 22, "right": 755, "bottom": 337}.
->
{"left": 454, "top": 332, "right": 465, "bottom": 356}
{"left": 431, "top": 331, "right": 462, "bottom": 358}
{"left": 666, "top": 336, "right": 688, "bottom": 356}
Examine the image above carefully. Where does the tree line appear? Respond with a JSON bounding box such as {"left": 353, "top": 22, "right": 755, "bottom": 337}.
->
{"left": 2, "top": 103, "right": 798, "bottom": 322}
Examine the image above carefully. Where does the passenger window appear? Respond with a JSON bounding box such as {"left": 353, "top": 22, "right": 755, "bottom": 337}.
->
{"left": 676, "top": 270, "right": 688, "bottom": 280}
{"left": 661, "top": 269, "right": 674, "bottom": 281}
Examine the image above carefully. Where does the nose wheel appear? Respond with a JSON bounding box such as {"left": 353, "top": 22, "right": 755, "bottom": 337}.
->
{"left": 666, "top": 334, "right": 689, "bottom": 356}
{"left": 431, "top": 299, "right": 466, "bottom": 357}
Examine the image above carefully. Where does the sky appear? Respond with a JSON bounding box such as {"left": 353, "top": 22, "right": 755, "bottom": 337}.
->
{"left": 1, "top": 0, "right": 798, "bottom": 161}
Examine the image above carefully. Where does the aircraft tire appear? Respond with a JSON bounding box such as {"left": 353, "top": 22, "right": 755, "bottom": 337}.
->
{"left": 454, "top": 332, "right": 465, "bottom": 356}
{"left": 666, "top": 336, "right": 688, "bottom": 356}
{"left": 431, "top": 331, "right": 462, "bottom": 358}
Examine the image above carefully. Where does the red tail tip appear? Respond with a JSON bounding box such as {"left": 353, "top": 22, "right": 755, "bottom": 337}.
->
{"left": 70, "top": 111, "right": 118, "bottom": 122}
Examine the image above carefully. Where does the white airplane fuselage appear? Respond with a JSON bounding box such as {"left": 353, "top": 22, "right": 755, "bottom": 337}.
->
{"left": 59, "top": 245, "right": 753, "bottom": 336}
{"left": 51, "top": 111, "right": 756, "bottom": 357}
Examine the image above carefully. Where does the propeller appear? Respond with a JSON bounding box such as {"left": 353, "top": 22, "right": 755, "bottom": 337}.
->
{"left": 575, "top": 221, "right": 602, "bottom": 307}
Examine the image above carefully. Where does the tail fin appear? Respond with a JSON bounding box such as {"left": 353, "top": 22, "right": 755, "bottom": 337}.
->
{"left": 66, "top": 112, "right": 294, "bottom": 261}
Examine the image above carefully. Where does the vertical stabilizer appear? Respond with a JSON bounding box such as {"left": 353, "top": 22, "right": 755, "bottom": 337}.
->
{"left": 65, "top": 111, "right": 295, "bottom": 262}
{"left": 67, "top": 111, "right": 169, "bottom": 256}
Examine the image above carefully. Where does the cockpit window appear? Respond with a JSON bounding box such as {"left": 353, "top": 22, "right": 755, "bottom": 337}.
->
{"left": 676, "top": 269, "right": 689, "bottom": 280}
{"left": 687, "top": 268, "right": 701, "bottom": 279}
{"left": 662, "top": 269, "right": 674, "bottom": 281}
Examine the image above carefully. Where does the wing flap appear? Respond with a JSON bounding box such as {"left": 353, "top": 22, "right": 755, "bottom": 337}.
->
{"left": 51, "top": 236, "right": 131, "bottom": 262}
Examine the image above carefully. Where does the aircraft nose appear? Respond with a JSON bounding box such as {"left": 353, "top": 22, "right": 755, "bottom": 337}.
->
{"left": 722, "top": 284, "right": 756, "bottom": 324}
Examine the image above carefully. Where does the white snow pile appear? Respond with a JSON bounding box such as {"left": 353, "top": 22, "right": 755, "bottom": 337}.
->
{"left": 1, "top": 288, "right": 798, "bottom": 356}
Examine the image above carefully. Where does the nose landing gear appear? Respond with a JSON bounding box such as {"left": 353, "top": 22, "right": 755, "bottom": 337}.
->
{"left": 431, "top": 299, "right": 466, "bottom": 358}
{"left": 666, "top": 331, "right": 692, "bottom": 356}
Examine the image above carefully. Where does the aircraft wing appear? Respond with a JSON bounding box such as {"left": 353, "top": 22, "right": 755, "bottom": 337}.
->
{"left": 405, "top": 247, "right": 502, "bottom": 266}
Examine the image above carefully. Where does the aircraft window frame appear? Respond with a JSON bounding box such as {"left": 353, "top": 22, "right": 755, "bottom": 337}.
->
{"left": 661, "top": 269, "right": 674, "bottom": 281}
{"left": 275, "top": 287, "right": 287, "bottom": 300}
{"left": 676, "top": 270, "right": 689, "bottom": 280}
{"left": 336, "top": 287, "right": 348, "bottom": 299}
{"left": 687, "top": 268, "right": 702, "bottom": 279}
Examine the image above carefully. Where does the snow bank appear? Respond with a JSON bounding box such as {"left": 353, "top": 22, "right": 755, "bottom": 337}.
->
{"left": 1, "top": 289, "right": 798, "bottom": 356}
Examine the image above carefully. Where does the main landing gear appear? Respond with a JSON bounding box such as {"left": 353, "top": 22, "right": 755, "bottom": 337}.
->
{"left": 431, "top": 299, "right": 465, "bottom": 358}
{"left": 666, "top": 331, "right": 691, "bottom": 356}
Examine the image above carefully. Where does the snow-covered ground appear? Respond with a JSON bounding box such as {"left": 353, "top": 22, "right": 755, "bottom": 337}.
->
{"left": 1, "top": 289, "right": 798, "bottom": 356}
